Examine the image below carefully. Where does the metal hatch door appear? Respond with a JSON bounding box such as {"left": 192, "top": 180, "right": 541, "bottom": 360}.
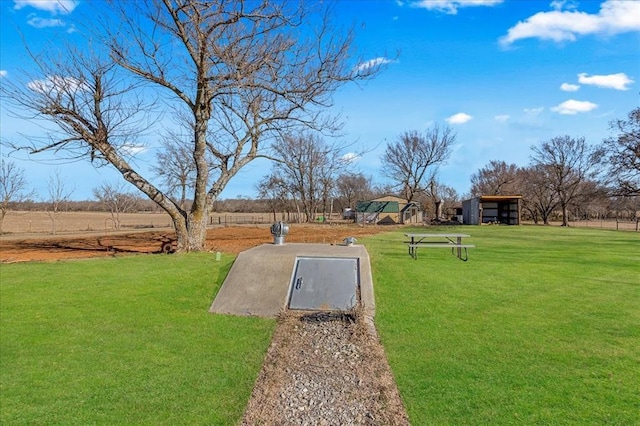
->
{"left": 288, "top": 257, "right": 359, "bottom": 311}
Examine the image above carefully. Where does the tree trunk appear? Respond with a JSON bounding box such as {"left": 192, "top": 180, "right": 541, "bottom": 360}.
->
{"left": 172, "top": 211, "right": 208, "bottom": 252}
{"left": 434, "top": 200, "right": 443, "bottom": 220}
{"left": 191, "top": 210, "right": 209, "bottom": 251}
{"left": 561, "top": 204, "right": 569, "bottom": 226}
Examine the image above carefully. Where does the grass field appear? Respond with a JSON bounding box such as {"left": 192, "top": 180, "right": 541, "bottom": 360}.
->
{"left": 0, "top": 253, "right": 275, "bottom": 425}
{"left": 1, "top": 225, "right": 638, "bottom": 424}
{"left": 367, "top": 225, "right": 639, "bottom": 424}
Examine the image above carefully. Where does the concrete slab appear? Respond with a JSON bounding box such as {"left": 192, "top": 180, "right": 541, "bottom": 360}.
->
{"left": 209, "top": 243, "right": 375, "bottom": 320}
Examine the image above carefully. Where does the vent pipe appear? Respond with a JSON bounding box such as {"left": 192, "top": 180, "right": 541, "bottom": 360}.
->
{"left": 270, "top": 221, "right": 289, "bottom": 245}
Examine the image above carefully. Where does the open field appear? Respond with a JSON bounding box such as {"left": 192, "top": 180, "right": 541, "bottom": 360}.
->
{"left": 2, "top": 210, "right": 637, "bottom": 238}
{"left": 1, "top": 225, "right": 638, "bottom": 424}
{"left": 0, "top": 210, "right": 281, "bottom": 236}
{"left": 368, "top": 225, "right": 639, "bottom": 424}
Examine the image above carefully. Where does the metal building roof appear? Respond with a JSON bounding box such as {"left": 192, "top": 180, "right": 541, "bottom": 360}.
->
{"left": 355, "top": 200, "right": 399, "bottom": 213}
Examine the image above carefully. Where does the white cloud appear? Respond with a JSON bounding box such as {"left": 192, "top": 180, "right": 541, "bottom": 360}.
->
{"left": 409, "top": 0, "right": 503, "bottom": 15}
{"left": 342, "top": 152, "right": 360, "bottom": 163}
{"left": 499, "top": 0, "right": 640, "bottom": 46}
{"left": 524, "top": 107, "right": 544, "bottom": 115}
{"left": 27, "top": 75, "right": 84, "bottom": 94}
{"left": 446, "top": 112, "right": 473, "bottom": 124}
{"left": 121, "top": 144, "right": 148, "bottom": 156}
{"left": 0, "top": 70, "right": 7, "bottom": 78}
{"left": 550, "top": 0, "right": 578, "bottom": 11}
{"left": 494, "top": 114, "right": 510, "bottom": 122}
{"left": 560, "top": 82, "right": 580, "bottom": 92}
{"left": 577, "top": 72, "right": 634, "bottom": 90}
{"left": 354, "top": 57, "right": 394, "bottom": 73}
{"left": 27, "top": 16, "right": 65, "bottom": 28}
{"left": 551, "top": 99, "right": 598, "bottom": 115}
{"left": 13, "top": 0, "right": 77, "bottom": 14}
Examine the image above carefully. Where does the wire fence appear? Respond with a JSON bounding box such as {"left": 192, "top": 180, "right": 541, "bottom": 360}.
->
{"left": 3, "top": 211, "right": 638, "bottom": 236}
{"left": 566, "top": 219, "right": 639, "bottom": 232}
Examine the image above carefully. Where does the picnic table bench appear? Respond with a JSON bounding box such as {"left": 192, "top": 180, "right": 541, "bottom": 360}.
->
{"left": 405, "top": 233, "right": 475, "bottom": 261}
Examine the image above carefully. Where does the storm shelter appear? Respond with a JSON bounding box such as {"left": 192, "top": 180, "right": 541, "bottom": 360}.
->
{"left": 288, "top": 257, "right": 360, "bottom": 311}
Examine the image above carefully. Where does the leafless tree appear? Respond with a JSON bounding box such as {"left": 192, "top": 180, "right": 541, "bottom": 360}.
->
{"left": 569, "top": 179, "right": 609, "bottom": 221}
{"left": 0, "top": 160, "right": 34, "bottom": 234}
{"left": 151, "top": 131, "right": 197, "bottom": 210}
{"left": 381, "top": 124, "right": 456, "bottom": 203}
{"left": 421, "top": 180, "right": 459, "bottom": 220}
{"left": 266, "top": 133, "right": 348, "bottom": 223}
{"left": 45, "top": 169, "right": 74, "bottom": 235}
{"left": 257, "top": 173, "right": 293, "bottom": 222}
{"left": 601, "top": 107, "right": 640, "bottom": 197}
{"left": 2, "top": 0, "right": 382, "bottom": 251}
{"left": 530, "top": 135, "right": 603, "bottom": 226}
{"left": 518, "top": 165, "right": 558, "bottom": 224}
{"left": 609, "top": 195, "right": 640, "bottom": 222}
{"left": 93, "top": 181, "right": 141, "bottom": 230}
{"left": 470, "top": 160, "right": 520, "bottom": 197}
{"left": 335, "top": 172, "right": 374, "bottom": 211}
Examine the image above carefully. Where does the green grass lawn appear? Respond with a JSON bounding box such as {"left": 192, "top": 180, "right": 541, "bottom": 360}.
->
{"left": 2, "top": 226, "right": 638, "bottom": 425}
{"left": 365, "top": 225, "right": 639, "bottom": 425}
{"left": 0, "top": 253, "right": 276, "bottom": 425}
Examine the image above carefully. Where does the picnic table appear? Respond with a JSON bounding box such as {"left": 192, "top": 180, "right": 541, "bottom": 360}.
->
{"left": 405, "top": 233, "right": 475, "bottom": 261}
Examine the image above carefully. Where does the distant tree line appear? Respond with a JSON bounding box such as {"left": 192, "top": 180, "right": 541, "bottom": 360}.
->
{"left": 2, "top": 0, "right": 636, "bottom": 242}
{"left": 469, "top": 108, "right": 639, "bottom": 225}
{"left": 2, "top": 107, "right": 638, "bottom": 230}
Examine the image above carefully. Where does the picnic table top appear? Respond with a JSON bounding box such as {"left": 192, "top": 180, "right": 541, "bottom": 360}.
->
{"left": 404, "top": 233, "right": 470, "bottom": 238}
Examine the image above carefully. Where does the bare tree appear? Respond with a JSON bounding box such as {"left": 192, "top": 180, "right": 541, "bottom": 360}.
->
{"left": 2, "top": 0, "right": 382, "bottom": 251}
{"left": 518, "top": 165, "right": 558, "bottom": 225}
{"left": 93, "top": 181, "right": 141, "bottom": 230}
{"left": 569, "top": 179, "right": 609, "bottom": 221}
{"left": 381, "top": 124, "right": 456, "bottom": 202}
{"left": 422, "top": 179, "right": 458, "bottom": 220}
{"left": 335, "top": 172, "right": 374, "bottom": 210}
{"left": 470, "top": 160, "right": 520, "bottom": 197}
{"left": 530, "top": 136, "right": 603, "bottom": 226}
{"left": 0, "top": 160, "right": 34, "bottom": 234}
{"left": 257, "top": 173, "right": 293, "bottom": 222}
{"left": 151, "top": 132, "right": 197, "bottom": 210}
{"left": 45, "top": 169, "right": 74, "bottom": 235}
{"left": 266, "top": 133, "right": 348, "bottom": 223}
{"left": 609, "top": 195, "right": 640, "bottom": 222}
{"left": 601, "top": 107, "right": 640, "bottom": 197}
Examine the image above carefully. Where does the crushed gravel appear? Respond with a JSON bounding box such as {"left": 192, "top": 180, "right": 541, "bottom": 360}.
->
{"left": 240, "top": 310, "right": 410, "bottom": 425}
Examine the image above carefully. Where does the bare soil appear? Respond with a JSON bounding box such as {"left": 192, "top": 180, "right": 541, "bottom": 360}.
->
{"left": 0, "top": 224, "right": 388, "bottom": 263}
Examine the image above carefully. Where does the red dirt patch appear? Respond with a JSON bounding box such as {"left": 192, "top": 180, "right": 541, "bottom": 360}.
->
{"left": 0, "top": 224, "right": 389, "bottom": 263}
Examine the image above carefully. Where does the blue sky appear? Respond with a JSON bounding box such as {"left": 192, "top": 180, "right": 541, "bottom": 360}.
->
{"left": 1, "top": 0, "right": 639, "bottom": 201}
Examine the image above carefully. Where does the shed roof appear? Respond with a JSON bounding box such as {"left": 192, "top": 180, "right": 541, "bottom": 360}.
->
{"left": 400, "top": 201, "right": 421, "bottom": 212}
{"left": 479, "top": 195, "right": 522, "bottom": 202}
{"left": 355, "top": 200, "right": 399, "bottom": 213}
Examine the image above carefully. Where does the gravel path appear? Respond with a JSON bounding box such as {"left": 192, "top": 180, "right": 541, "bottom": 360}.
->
{"left": 241, "top": 311, "right": 410, "bottom": 425}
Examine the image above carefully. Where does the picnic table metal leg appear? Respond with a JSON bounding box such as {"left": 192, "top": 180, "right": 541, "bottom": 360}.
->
{"left": 410, "top": 237, "right": 417, "bottom": 259}
{"left": 456, "top": 237, "right": 462, "bottom": 259}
